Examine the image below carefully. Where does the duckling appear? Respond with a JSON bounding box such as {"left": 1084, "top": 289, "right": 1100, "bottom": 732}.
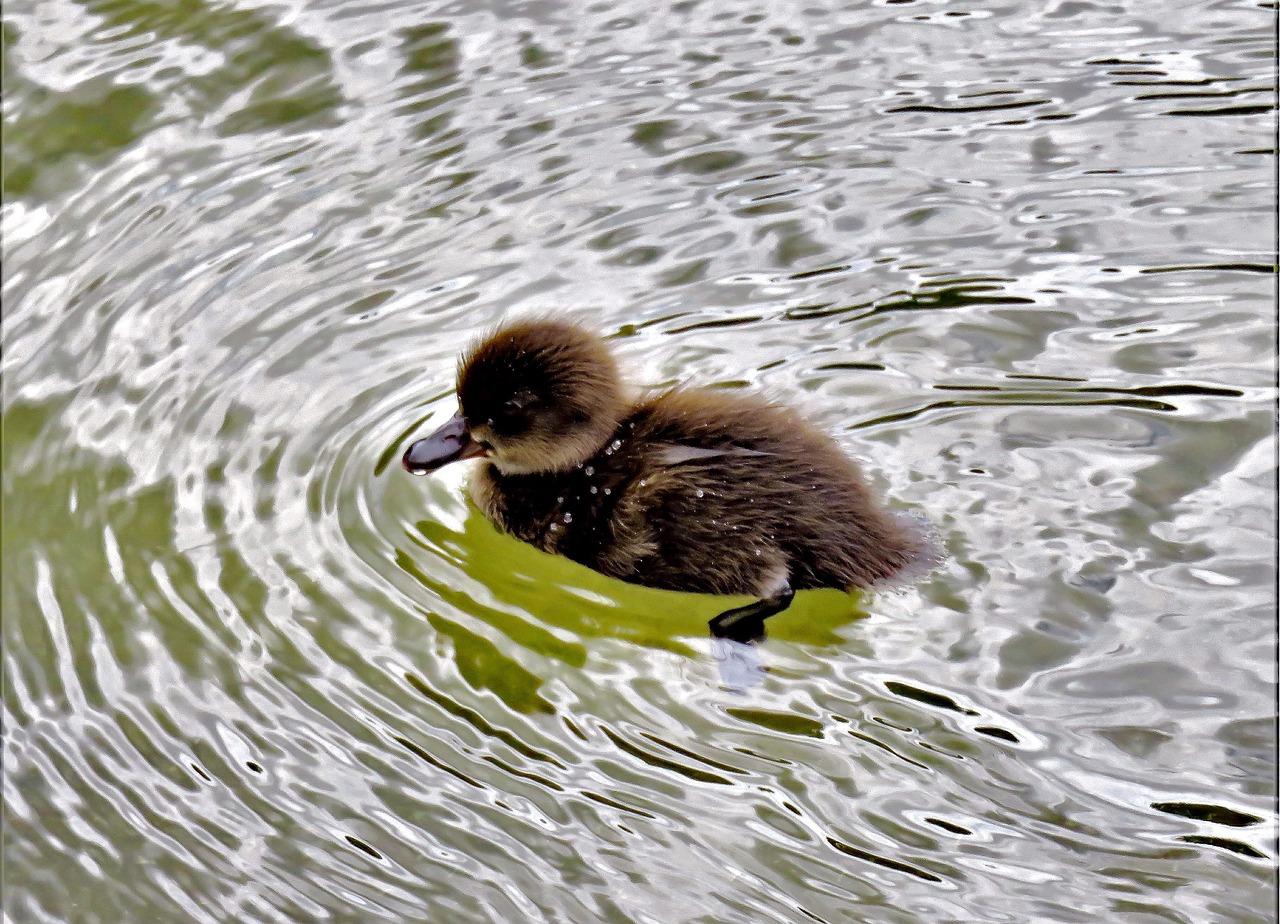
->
{"left": 403, "top": 318, "right": 928, "bottom": 643}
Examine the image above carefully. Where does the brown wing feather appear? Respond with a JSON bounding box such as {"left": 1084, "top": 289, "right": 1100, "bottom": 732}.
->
{"left": 589, "top": 389, "right": 916, "bottom": 595}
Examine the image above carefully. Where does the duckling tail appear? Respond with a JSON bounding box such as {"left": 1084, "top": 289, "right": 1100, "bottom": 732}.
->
{"left": 875, "top": 510, "right": 944, "bottom": 591}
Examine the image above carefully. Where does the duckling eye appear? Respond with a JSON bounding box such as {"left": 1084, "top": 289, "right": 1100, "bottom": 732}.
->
{"left": 486, "top": 392, "right": 538, "bottom": 436}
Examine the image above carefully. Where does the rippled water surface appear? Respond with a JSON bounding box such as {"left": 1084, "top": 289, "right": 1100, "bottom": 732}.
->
{"left": 4, "top": 0, "right": 1277, "bottom": 921}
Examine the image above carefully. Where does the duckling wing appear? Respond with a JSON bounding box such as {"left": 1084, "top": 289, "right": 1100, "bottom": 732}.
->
{"left": 655, "top": 444, "right": 774, "bottom": 466}
{"left": 627, "top": 390, "right": 922, "bottom": 593}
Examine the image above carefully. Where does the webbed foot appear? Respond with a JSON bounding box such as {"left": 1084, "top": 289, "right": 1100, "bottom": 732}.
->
{"left": 708, "top": 584, "right": 795, "bottom": 644}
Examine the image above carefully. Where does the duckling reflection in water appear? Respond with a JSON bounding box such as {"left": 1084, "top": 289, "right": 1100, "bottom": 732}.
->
{"left": 403, "top": 318, "right": 933, "bottom": 647}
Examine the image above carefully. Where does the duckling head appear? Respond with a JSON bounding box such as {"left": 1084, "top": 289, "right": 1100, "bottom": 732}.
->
{"left": 403, "top": 319, "right": 626, "bottom": 476}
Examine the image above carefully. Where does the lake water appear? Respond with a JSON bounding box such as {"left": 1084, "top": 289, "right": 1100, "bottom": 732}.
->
{"left": 3, "top": 0, "right": 1276, "bottom": 921}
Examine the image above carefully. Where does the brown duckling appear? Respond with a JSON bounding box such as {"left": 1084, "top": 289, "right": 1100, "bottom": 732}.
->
{"left": 403, "top": 318, "right": 928, "bottom": 643}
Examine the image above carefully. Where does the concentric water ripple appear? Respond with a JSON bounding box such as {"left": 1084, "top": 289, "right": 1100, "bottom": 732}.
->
{"left": 3, "top": 0, "right": 1275, "bottom": 921}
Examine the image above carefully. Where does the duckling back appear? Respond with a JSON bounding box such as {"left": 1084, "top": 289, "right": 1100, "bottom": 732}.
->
{"left": 611, "top": 389, "right": 919, "bottom": 595}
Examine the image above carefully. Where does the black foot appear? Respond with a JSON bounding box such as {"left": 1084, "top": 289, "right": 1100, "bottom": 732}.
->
{"left": 710, "top": 610, "right": 768, "bottom": 644}
{"left": 708, "top": 585, "right": 794, "bottom": 645}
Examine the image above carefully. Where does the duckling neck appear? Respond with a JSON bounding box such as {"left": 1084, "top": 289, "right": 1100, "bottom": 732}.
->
{"left": 468, "top": 416, "right": 640, "bottom": 556}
